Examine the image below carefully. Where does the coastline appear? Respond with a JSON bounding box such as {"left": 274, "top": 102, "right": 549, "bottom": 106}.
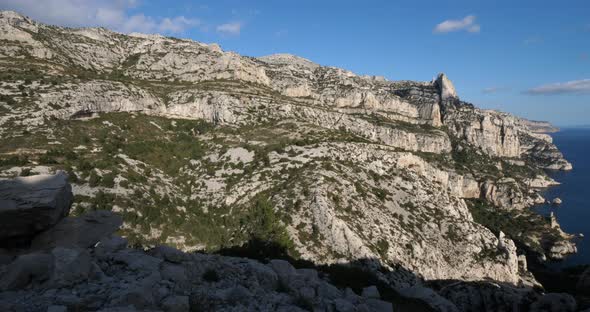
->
{"left": 533, "top": 128, "right": 590, "bottom": 269}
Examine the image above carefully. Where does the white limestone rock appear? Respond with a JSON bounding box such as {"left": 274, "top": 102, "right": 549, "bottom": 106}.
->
{"left": 434, "top": 73, "right": 458, "bottom": 100}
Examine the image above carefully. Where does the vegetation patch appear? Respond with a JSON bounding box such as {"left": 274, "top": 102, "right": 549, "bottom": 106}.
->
{"left": 467, "top": 198, "right": 562, "bottom": 255}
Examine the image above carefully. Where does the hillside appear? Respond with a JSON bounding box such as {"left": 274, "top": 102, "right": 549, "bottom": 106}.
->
{"left": 0, "top": 10, "right": 579, "bottom": 311}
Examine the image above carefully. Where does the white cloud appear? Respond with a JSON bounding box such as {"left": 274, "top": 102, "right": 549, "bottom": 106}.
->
{"left": 434, "top": 15, "right": 480, "bottom": 34}
{"left": 0, "top": 0, "right": 200, "bottom": 34}
{"left": 526, "top": 79, "right": 590, "bottom": 95}
{"left": 158, "top": 16, "right": 201, "bottom": 34}
{"left": 216, "top": 22, "right": 242, "bottom": 35}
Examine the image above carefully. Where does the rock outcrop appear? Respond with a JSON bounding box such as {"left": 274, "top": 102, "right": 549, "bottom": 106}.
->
{"left": 0, "top": 171, "right": 72, "bottom": 246}
{"left": 438, "top": 281, "right": 576, "bottom": 312}
{"left": 434, "top": 73, "right": 458, "bottom": 101}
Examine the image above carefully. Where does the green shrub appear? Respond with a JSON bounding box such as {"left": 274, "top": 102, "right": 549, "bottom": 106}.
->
{"left": 90, "top": 191, "right": 115, "bottom": 211}
{"left": 101, "top": 173, "right": 116, "bottom": 188}
{"left": 78, "top": 160, "right": 94, "bottom": 172}
{"left": 0, "top": 155, "right": 28, "bottom": 167}
{"left": 376, "top": 239, "right": 390, "bottom": 258}
{"left": 88, "top": 171, "right": 101, "bottom": 187}
{"left": 248, "top": 195, "right": 294, "bottom": 253}
{"left": 20, "top": 168, "right": 32, "bottom": 176}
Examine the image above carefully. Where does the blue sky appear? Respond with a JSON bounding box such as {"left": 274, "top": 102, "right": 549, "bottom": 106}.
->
{"left": 1, "top": 0, "right": 589, "bottom": 126}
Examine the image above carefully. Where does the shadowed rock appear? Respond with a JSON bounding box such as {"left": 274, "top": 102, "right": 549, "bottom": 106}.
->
{"left": 30, "top": 210, "right": 122, "bottom": 251}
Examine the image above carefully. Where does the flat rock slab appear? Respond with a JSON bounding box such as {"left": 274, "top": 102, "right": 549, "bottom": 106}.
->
{"left": 31, "top": 210, "right": 122, "bottom": 251}
{"left": 0, "top": 171, "right": 72, "bottom": 246}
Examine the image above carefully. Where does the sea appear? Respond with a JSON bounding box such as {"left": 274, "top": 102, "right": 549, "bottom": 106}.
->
{"left": 533, "top": 128, "right": 590, "bottom": 269}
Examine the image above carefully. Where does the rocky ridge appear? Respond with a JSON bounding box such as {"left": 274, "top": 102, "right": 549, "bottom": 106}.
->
{"left": 0, "top": 173, "right": 395, "bottom": 311}
{"left": 0, "top": 10, "right": 579, "bottom": 311}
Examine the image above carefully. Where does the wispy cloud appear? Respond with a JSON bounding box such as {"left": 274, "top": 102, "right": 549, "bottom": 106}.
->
{"left": 158, "top": 16, "right": 201, "bottom": 34}
{"left": 216, "top": 22, "right": 242, "bottom": 35}
{"left": 434, "top": 15, "right": 480, "bottom": 34}
{"left": 482, "top": 86, "right": 511, "bottom": 94}
{"left": 0, "top": 0, "right": 200, "bottom": 34}
{"left": 526, "top": 79, "right": 590, "bottom": 95}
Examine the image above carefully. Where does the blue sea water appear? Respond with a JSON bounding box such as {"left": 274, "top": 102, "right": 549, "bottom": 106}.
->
{"left": 533, "top": 128, "right": 590, "bottom": 268}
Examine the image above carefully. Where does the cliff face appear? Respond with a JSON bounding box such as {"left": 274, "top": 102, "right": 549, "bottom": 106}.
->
{"left": 0, "top": 10, "right": 577, "bottom": 311}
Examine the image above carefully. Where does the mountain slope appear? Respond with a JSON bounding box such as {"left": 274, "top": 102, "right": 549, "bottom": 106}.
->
{"left": 0, "top": 10, "right": 577, "bottom": 311}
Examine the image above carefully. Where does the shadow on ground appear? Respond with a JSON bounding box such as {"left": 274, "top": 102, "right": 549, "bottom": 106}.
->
{"left": 212, "top": 238, "right": 431, "bottom": 312}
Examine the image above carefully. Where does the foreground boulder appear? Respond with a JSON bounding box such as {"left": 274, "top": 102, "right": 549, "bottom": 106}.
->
{"left": 0, "top": 171, "right": 72, "bottom": 246}
{"left": 0, "top": 223, "right": 394, "bottom": 312}
{"left": 31, "top": 210, "right": 122, "bottom": 251}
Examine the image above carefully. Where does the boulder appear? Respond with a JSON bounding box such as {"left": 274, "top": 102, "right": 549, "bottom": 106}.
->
{"left": 249, "top": 261, "right": 278, "bottom": 290}
{"left": 316, "top": 282, "right": 342, "bottom": 300}
{"left": 552, "top": 198, "right": 563, "bottom": 205}
{"left": 151, "top": 245, "right": 188, "bottom": 263}
{"left": 361, "top": 285, "right": 380, "bottom": 299}
{"left": 160, "top": 263, "right": 188, "bottom": 284}
{"left": 50, "top": 247, "right": 92, "bottom": 287}
{"left": 0, "top": 252, "right": 54, "bottom": 290}
{"left": 438, "top": 281, "right": 551, "bottom": 312}
{"left": 399, "top": 285, "right": 459, "bottom": 312}
{"left": 269, "top": 259, "right": 296, "bottom": 284}
{"left": 576, "top": 266, "right": 590, "bottom": 294}
{"left": 47, "top": 306, "right": 68, "bottom": 312}
{"left": 108, "top": 272, "right": 160, "bottom": 308}
{"left": 333, "top": 298, "right": 355, "bottom": 312}
{"left": 109, "top": 286, "right": 154, "bottom": 309}
{"left": 226, "top": 285, "right": 254, "bottom": 303}
{"left": 31, "top": 210, "right": 122, "bottom": 250}
{"left": 298, "top": 286, "right": 316, "bottom": 305}
{"left": 112, "top": 249, "right": 163, "bottom": 272}
{"left": 161, "top": 295, "right": 189, "bottom": 312}
{"left": 94, "top": 235, "right": 128, "bottom": 259}
{"left": 365, "top": 298, "right": 394, "bottom": 312}
{"left": 0, "top": 171, "right": 72, "bottom": 246}
{"left": 530, "top": 293, "right": 576, "bottom": 312}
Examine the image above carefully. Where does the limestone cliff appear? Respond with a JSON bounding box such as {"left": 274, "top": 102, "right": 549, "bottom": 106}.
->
{"left": 0, "top": 10, "right": 578, "bottom": 312}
